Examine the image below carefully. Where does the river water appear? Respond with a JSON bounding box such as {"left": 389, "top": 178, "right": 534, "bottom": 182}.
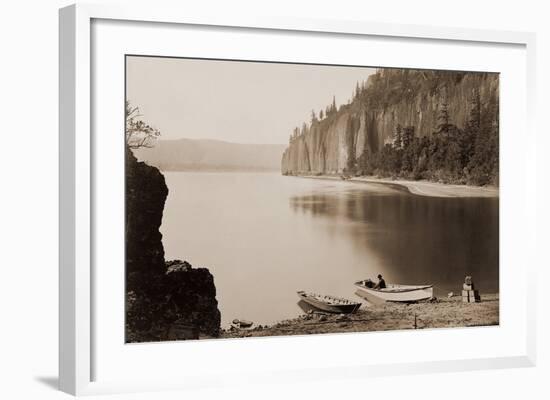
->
{"left": 161, "top": 172, "right": 499, "bottom": 327}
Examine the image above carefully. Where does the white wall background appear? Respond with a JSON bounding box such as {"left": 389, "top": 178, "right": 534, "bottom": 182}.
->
{"left": 0, "top": 0, "right": 547, "bottom": 399}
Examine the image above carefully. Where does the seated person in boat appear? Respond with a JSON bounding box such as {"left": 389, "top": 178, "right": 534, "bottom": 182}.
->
{"left": 373, "top": 274, "right": 386, "bottom": 289}
{"left": 363, "top": 279, "right": 374, "bottom": 288}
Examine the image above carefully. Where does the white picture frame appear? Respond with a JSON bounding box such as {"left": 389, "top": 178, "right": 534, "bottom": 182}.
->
{"left": 59, "top": 3, "right": 537, "bottom": 396}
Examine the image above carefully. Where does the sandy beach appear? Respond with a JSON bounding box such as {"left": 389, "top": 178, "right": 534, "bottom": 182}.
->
{"left": 221, "top": 294, "right": 499, "bottom": 339}
{"left": 300, "top": 175, "right": 499, "bottom": 198}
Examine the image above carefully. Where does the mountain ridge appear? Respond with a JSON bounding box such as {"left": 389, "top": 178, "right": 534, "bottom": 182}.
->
{"left": 134, "top": 138, "right": 286, "bottom": 172}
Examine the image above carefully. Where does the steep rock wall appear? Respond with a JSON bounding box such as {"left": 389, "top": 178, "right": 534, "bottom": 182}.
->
{"left": 126, "top": 147, "right": 168, "bottom": 290}
{"left": 282, "top": 71, "right": 499, "bottom": 175}
{"left": 125, "top": 149, "right": 221, "bottom": 342}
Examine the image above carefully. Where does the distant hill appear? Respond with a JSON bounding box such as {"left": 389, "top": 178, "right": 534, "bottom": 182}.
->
{"left": 134, "top": 138, "right": 287, "bottom": 172}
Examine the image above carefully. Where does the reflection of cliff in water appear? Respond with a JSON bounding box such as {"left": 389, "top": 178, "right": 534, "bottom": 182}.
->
{"left": 289, "top": 187, "right": 499, "bottom": 292}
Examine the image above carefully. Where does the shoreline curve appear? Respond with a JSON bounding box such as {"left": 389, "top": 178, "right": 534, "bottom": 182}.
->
{"left": 292, "top": 175, "right": 499, "bottom": 198}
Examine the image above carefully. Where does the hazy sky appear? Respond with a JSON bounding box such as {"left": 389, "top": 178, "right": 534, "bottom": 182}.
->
{"left": 126, "top": 56, "right": 375, "bottom": 145}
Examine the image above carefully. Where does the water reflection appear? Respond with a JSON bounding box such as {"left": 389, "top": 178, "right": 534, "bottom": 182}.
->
{"left": 162, "top": 172, "right": 498, "bottom": 326}
{"left": 290, "top": 187, "right": 499, "bottom": 292}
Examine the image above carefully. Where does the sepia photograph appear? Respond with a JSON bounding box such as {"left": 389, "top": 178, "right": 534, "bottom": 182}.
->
{"left": 125, "top": 55, "right": 499, "bottom": 343}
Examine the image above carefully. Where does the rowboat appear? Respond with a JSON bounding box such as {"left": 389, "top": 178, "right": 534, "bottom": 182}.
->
{"left": 354, "top": 280, "right": 433, "bottom": 303}
{"left": 230, "top": 319, "right": 254, "bottom": 330}
{"left": 297, "top": 291, "right": 361, "bottom": 314}
{"left": 231, "top": 318, "right": 254, "bottom": 329}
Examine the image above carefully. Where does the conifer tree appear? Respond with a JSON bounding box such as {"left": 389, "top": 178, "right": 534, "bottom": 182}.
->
{"left": 461, "top": 88, "right": 481, "bottom": 167}
{"left": 434, "top": 87, "right": 455, "bottom": 136}
{"left": 435, "top": 101, "right": 451, "bottom": 135}
{"left": 401, "top": 126, "right": 415, "bottom": 172}
{"left": 394, "top": 124, "right": 403, "bottom": 149}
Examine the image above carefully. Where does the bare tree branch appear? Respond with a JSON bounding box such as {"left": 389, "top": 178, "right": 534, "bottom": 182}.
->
{"left": 125, "top": 101, "right": 161, "bottom": 149}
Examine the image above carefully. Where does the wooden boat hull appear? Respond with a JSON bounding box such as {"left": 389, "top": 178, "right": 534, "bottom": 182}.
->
{"left": 354, "top": 281, "right": 433, "bottom": 303}
{"left": 297, "top": 291, "right": 361, "bottom": 314}
{"left": 231, "top": 319, "right": 253, "bottom": 329}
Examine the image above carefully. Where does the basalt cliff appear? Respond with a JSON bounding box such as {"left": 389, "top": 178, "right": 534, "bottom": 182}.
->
{"left": 126, "top": 148, "right": 221, "bottom": 342}
{"left": 281, "top": 69, "right": 499, "bottom": 183}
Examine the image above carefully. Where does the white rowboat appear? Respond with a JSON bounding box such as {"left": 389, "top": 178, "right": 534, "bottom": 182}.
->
{"left": 354, "top": 280, "right": 433, "bottom": 303}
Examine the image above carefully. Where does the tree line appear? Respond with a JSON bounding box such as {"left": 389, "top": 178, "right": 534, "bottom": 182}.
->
{"left": 289, "top": 96, "right": 340, "bottom": 143}
{"left": 287, "top": 68, "right": 499, "bottom": 186}
{"left": 353, "top": 89, "right": 498, "bottom": 186}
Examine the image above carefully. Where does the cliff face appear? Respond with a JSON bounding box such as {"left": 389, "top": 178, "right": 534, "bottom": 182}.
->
{"left": 126, "top": 148, "right": 168, "bottom": 290}
{"left": 281, "top": 70, "right": 499, "bottom": 175}
{"left": 125, "top": 149, "right": 221, "bottom": 342}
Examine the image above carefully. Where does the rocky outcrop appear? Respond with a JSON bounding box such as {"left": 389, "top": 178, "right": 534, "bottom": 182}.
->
{"left": 126, "top": 148, "right": 168, "bottom": 291}
{"left": 163, "top": 260, "right": 221, "bottom": 338}
{"left": 125, "top": 149, "right": 221, "bottom": 342}
{"left": 281, "top": 69, "right": 499, "bottom": 175}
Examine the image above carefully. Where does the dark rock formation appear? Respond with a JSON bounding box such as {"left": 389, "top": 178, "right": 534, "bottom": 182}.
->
{"left": 126, "top": 148, "right": 168, "bottom": 292}
{"left": 125, "top": 149, "right": 221, "bottom": 342}
{"left": 281, "top": 69, "right": 499, "bottom": 176}
{"left": 163, "top": 260, "right": 221, "bottom": 338}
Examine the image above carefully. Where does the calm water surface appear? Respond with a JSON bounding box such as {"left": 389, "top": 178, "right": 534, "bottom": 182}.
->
{"left": 161, "top": 172, "right": 499, "bottom": 326}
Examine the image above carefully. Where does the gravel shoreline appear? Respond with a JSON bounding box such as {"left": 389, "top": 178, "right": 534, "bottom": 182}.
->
{"left": 221, "top": 294, "right": 499, "bottom": 339}
{"left": 297, "top": 175, "right": 499, "bottom": 198}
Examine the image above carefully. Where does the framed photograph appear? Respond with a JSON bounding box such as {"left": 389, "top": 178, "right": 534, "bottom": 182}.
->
{"left": 59, "top": 3, "right": 537, "bottom": 395}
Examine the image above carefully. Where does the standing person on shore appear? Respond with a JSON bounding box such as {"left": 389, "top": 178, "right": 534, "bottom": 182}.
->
{"left": 374, "top": 274, "right": 386, "bottom": 289}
